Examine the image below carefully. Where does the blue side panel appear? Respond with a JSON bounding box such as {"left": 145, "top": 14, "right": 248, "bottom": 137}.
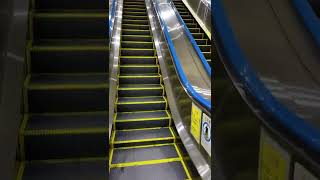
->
{"left": 170, "top": 2, "right": 212, "bottom": 76}
{"left": 293, "top": 0, "right": 320, "bottom": 50}
{"left": 212, "top": 0, "right": 320, "bottom": 152}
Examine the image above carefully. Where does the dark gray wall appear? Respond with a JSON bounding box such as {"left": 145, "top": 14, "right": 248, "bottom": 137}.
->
{"left": 0, "top": 0, "right": 28, "bottom": 179}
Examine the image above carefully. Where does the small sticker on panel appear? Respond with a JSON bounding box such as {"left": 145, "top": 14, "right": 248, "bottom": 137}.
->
{"left": 190, "top": 103, "right": 202, "bottom": 143}
{"left": 201, "top": 113, "right": 211, "bottom": 156}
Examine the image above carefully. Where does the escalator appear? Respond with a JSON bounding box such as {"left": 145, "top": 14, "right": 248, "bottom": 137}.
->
{"left": 172, "top": 0, "right": 212, "bottom": 66}
{"left": 16, "top": 0, "right": 108, "bottom": 179}
{"left": 109, "top": 0, "right": 194, "bottom": 179}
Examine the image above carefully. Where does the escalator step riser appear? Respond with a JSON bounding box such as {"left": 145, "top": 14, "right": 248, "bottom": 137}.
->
{"left": 30, "top": 51, "right": 108, "bottom": 73}
{"left": 33, "top": 17, "right": 107, "bottom": 39}
{"left": 24, "top": 133, "right": 107, "bottom": 160}
{"left": 181, "top": 15, "right": 191, "bottom": 19}
{"left": 120, "top": 57, "right": 156, "bottom": 65}
{"left": 117, "top": 103, "right": 166, "bottom": 112}
{"left": 195, "top": 39, "right": 207, "bottom": 45}
{"left": 178, "top": 12, "right": 189, "bottom": 15}
{"left": 186, "top": 23, "right": 197, "bottom": 28}
{"left": 119, "top": 77, "right": 160, "bottom": 84}
{"left": 27, "top": 89, "right": 107, "bottom": 113}
{"left": 121, "top": 49, "right": 155, "bottom": 56}
{"left": 204, "top": 53, "right": 211, "bottom": 59}
{"left": 189, "top": 28, "right": 200, "bottom": 33}
{"left": 122, "top": 30, "right": 150, "bottom": 36}
{"left": 34, "top": 0, "right": 107, "bottom": 11}
{"left": 123, "top": 11, "right": 147, "bottom": 16}
{"left": 115, "top": 119, "right": 169, "bottom": 130}
{"left": 118, "top": 89, "right": 163, "bottom": 97}
{"left": 199, "top": 46, "right": 211, "bottom": 52}
{"left": 122, "top": 35, "right": 152, "bottom": 42}
{"left": 120, "top": 66, "right": 158, "bottom": 74}
{"left": 207, "top": 60, "right": 212, "bottom": 67}
{"left": 122, "top": 24, "right": 149, "bottom": 30}
{"left": 123, "top": 15, "right": 148, "bottom": 20}
{"left": 192, "top": 33, "right": 203, "bottom": 39}
{"left": 122, "top": 20, "right": 148, "bottom": 25}
{"left": 176, "top": 8, "right": 187, "bottom": 12}
{"left": 123, "top": 8, "right": 146, "bottom": 13}
{"left": 124, "top": 5, "right": 145, "bottom": 9}
{"left": 121, "top": 42, "right": 153, "bottom": 49}
{"left": 113, "top": 139, "right": 173, "bottom": 148}
{"left": 183, "top": 19, "right": 194, "bottom": 24}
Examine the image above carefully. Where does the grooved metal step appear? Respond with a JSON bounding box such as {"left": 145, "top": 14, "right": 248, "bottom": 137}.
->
{"left": 115, "top": 110, "right": 170, "bottom": 129}
{"left": 118, "top": 84, "right": 163, "bottom": 97}
{"left": 22, "top": 113, "right": 107, "bottom": 160}
{"left": 113, "top": 127, "right": 174, "bottom": 147}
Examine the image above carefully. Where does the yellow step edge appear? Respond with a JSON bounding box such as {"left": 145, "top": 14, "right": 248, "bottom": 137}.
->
{"left": 110, "top": 157, "right": 181, "bottom": 168}
{"left": 117, "top": 100, "right": 166, "bottom": 105}
{"left": 115, "top": 116, "right": 170, "bottom": 123}
{"left": 113, "top": 143, "right": 174, "bottom": 150}
{"left": 116, "top": 127, "right": 168, "bottom": 132}
{"left": 113, "top": 137, "right": 174, "bottom": 144}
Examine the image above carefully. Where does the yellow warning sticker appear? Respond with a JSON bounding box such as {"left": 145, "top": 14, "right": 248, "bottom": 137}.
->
{"left": 190, "top": 103, "right": 202, "bottom": 144}
{"left": 259, "top": 129, "right": 290, "bottom": 180}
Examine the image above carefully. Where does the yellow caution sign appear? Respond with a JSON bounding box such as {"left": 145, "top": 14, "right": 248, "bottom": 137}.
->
{"left": 259, "top": 129, "right": 290, "bottom": 180}
{"left": 190, "top": 103, "right": 202, "bottom": 144}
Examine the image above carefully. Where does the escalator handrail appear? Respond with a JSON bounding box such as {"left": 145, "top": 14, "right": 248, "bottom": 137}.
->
{"left": 293, "top": 0, "right": 320, "bottom": 50}
{"left": 109, "top": 0, "right": 117, "bottom": 37}
{"left": 154, "top": 0, "right": 211, "bottom": 110}
{"left": 171, "top": 1, "right": 212, "bottom": 76}
{"left": 213, "top": 0, "right": 320, "bottom": 152}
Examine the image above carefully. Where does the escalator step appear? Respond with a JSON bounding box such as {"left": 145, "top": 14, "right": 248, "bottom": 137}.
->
{"left": 33, "top": 13, "right": 107, "bottom": 40}
{"left": 119, "top": 73, "right": 161, "bottom": 84}
{"left": 199, "top": 45, "right": 211, "bottom": 52}
{"left": 34, "top": 0, "right": 107, "bottom": 11}
{"left": 122, "top": 24, "right": 149, "bottom": 30}
{"left": 30, "top": 49, "right": 108, "bottom": 73}
{"left": 20, "top": 159, "right": 106, "bottom": 180}
{"left": 111, "top": 144, "right": 178, "bottom": 164}
{"left": 121, "top": 41, "right": 153, "bottom": 49}
{"left": 191, "top": 33, "right": 204, "bottom": 39}
{"left": 26, "top": 74, "right": 107, "bottom": 113}
{"left": 120, "top": 56, "right": 157, "bottom": 65}
{"left": 113, "top": 127, "right": 174, "bottom": 147}
{"left": 22, "top": 113, "right": 107, "bottom": 160}
{"left": 122, "top": 19, "right": 149, "bottom": 25}
{"left": 110, "top": 161, "right": 188, "bottom": 180}
{"left": 121, "top": 48, "right": 155, "bottom": 56}
{"left": 122, "top": 29, "right": 150, "bottom": 36}
{"left": 115, "top": 110, "right": 170, "bottom": 129}
{"left": 195, "top": 39, "right": 208, "bottom": 45}
{"left": 122, "top": 35, "right": 152, "bottom": 42}
{"left": 123, "top": 15, "right": 148, "bottom": 20}
{"left": 118, "top": 84, "right": 163, "bottom": 97}
{"left": 117, "top": 96, "right": 167, "bottom": 112}
{"left": 120, "top": 65, "right": 159, "bottom": 74}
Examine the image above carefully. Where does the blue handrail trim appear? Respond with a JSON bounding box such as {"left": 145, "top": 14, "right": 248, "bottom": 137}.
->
{"left": 293, "top": 0, "right": 320, "bottom": 49}
{"left": 170, "top": 2, "right": 212, "bottom": 76}
{"left": 213, "top": 0, "right": 320, "bottom": 152}
{"left": 109, "top": 0, "right": 117, "bottom": 37}
{"left": 154, "top": 1, "right": 211, "bottom": 110}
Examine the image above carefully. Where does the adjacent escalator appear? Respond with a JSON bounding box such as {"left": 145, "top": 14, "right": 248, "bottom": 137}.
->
{"left": 172, "top": 0, "right": 212, "bottom": 66}
{"left": 109, "top": 0, "right": 195, "bottom": 179}
{"left": 16, "top": 0, "right": 108, "bottom": 179}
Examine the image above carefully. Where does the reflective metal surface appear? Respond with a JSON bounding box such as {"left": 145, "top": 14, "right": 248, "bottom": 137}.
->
{"left": 109, "top": 0, "right": 123, "bottom": 139}
{"left": 180, "top": 0, "right": 211, "bottom": 39}
{"left": 157, "top": 0, "right": 211, "bottom": 103}
{"left": 222, "top": 0, "right": 320, "bottom": 140}
{"left": 0, "top": 0, "right": 28, "bottom": 179}
{"left": 146, "top": 0, "right": 211, "bottom": 179}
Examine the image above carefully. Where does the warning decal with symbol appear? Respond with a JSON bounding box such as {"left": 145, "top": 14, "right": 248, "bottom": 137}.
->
{"left": 201, "top": 113, "right": 211, "bottom": 156}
